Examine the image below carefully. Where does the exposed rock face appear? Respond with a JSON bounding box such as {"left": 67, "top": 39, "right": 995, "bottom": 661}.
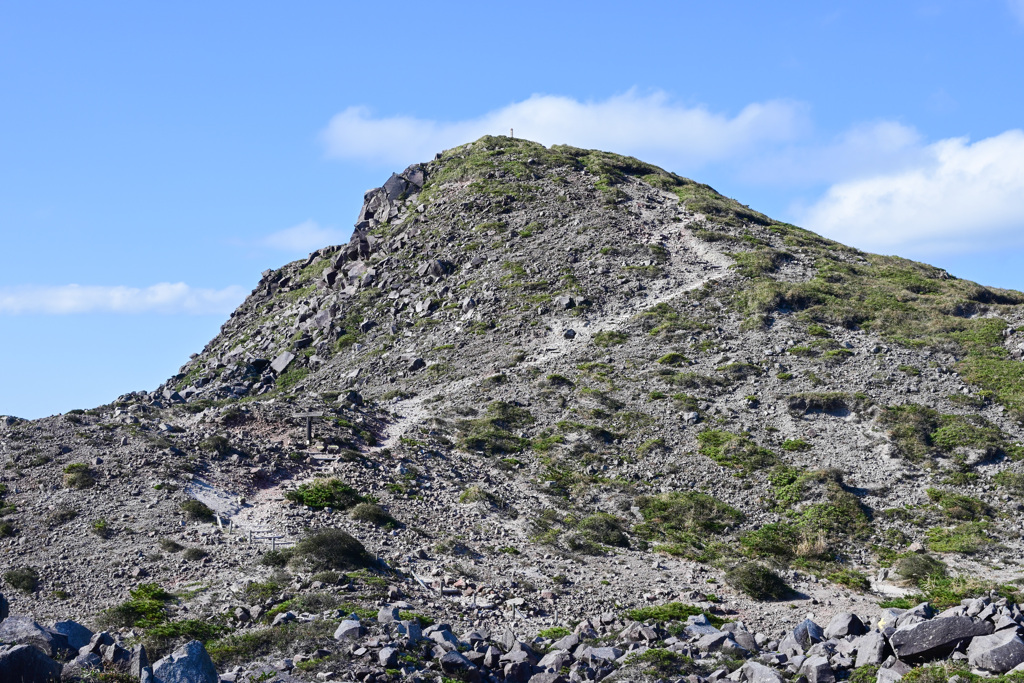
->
{"left": 4, "top": 135, "right": 1024, "bottom": 681}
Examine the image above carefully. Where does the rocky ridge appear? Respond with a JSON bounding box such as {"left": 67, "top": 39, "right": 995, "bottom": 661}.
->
{"left": 2, "top": 135, "right": 1024, "bottom": 682}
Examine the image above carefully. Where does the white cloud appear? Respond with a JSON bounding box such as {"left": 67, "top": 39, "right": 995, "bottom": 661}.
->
{"left": 798, "top": 130, "right": 1024, "bottom": 253}
{"left": 321, "top": 91, "right": 808, "bottom": 169}
{"left": 0, "top": 283, "right": 247, "bottom": 315}
{"left": 741, "top": 121, "right": 927, "bottom": 186}
{"left": 261, "top": 220, "right": 348, "bottom": 252}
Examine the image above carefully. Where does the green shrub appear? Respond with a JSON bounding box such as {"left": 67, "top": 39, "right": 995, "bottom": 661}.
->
{"left": 925, "top": 488, "right": 992, "bottom": 521}
{"left": 457, "top": 401, "right": 534, "bottom": 456}
{"left": 725, "top": 562, "right": 791, "bottom": 600}
{"left": 895, "top": 553, "right": 947, "bottom": 582}
{"left": 635, "top": 491, "right": 743, "bottom": 558}
{"left": 593, "top": 331, "right": 628, "bottom": 347}
{"left": 4, "top": 566, "right": 40, "bottom": 593}
{"left": 292, "top": 528, "right": 372, "bottom": 571}
{"left": 623, "top": 648, "right": 703, "bottom": 679}
{"left": 159, "top": 538, "right": 185, "bottom": 553}
{"left": 200, "top": 435, "right": 232, "bottom": 456}
{"left": 62, "top": 463, "right": 95, "bottom": 489}
{"left": 350, "top": 503, "right": 399, "bottom": 528}
{"left": 180, "top": 500, "right": 215, "bottom": 522}
{"left": 626, "top": 602, "right": 721, "bottom": 625}
{"left": 259, "top": 550, "right": 290, "bottom": 568}
{"left": 91, "top": 518, "right": 112, "bottom": 539}
{"left": 538, "top": 626, "right": 571, "bottom": 640}
{"left": 458, "top": 485, "right": 500, "bottom": 505}
{"left": 143, "top": 619, "right": 227, "bottom": 660}
{"left": 285, "top": 479, "right": 364, "bottom": 510}
{"left": 183, "top": 547, "right": 208, "bottom": 561}
{"left": 657, "top": 352, "right": 689, "bottom": 366}
{"left": 993, "top": 470, "right": 1024, "bottom": 495}
{"left": 576, "top": 513, "right": 630, "bottom": 548}
{"left": 697, "top": 430, "right": 778, "bottom": 475}
{"left": 101, "top": 583, "right": 174, "bottom": 628}
{"left": 781, "top": 438, "right": 811, "bottom": 452}
{"left": 828, "top": 568, "right": 871, "bottom": 591}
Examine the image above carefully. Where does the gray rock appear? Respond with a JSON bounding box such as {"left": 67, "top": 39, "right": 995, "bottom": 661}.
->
{"left": 889, "top": 616, "right": 993, "bottom": 662}
{"left": 0, "top": 644, "right": 63, "bottom": 683}
{"left": 685, "top": 614, "right": 721, "bottom": 637}
{"left": 780, "top": 619, "right": 824, "bottom": 655}
{"left": 0, "top": 593, "right": 8, "bottom": 623}
{"left": 377, "top": 605, "right": 401, "bottom": 624}
{"left": 530, "top": 673, "right": 568, "bottom": 683}
{"left": 552, "top": 633, "right": 579, "bottom": 651}
{"left": 396, "top": 619, "right": 422, "bottom": 641}
{"left": 152, "top": 640, "right": 218, "bottom": 683}
{"left": 583, "top": 646, "right": 624, "bottom": 664}
{"left": 130, "top": 644, "right": 150, "bottom": 679}
{"left": 439, "top": 650, "right": 479, "bottom": 680}
{"left": 379, "top": 646, "right": 400, "bottom": 668}
{"left": 333, "top": 619, "right": 364, "bottom": 641}
{"left": 967, "top": 629, "right": 1024, "bottom": 673}
{"left": 270, "top": 351, "right": 296, "bottom": 374}
{"left": 0, "top": 616, "right": 70, "bottom": 659}
{"left": 49, "top": 620, "right": 92, "bottom": 651}
{"left": 739, "top": 660, "right": 785, "bottom": 683}
{"left": 62, "top": 651, "right": 102, "bottom": 678}
{"left": 824, "top": 613, "right": 867, "bottom": 640}
{"left": 408, "top": 357, "right": 426, "bottom": 372}
{"left": 855, "top": 631, "right": 891, "bottom": 668}
{"left": 698, "top": 631, "right": 748, "bottom": 656}
{"left": 799, "top": 655, "right": 834, "bottom": 683}
{"left": 563, "top": 329, "right": 576, "bottom": 340}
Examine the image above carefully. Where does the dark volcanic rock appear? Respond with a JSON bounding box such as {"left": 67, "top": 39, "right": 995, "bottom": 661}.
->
{"left": 889, "top": 616, "right": 993, "bottom": 662}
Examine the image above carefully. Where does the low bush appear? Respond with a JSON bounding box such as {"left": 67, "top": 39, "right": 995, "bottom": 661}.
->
{"left": 350, "top": 503, "right": 399, "bottom": 528}
{"left": 62, "top": 463, "right": 95, "bottom": 489}
{"left": 576, "top": 513, "right": 630, "bottom": 548}
{"left": 285, "top": 479, "right": 364, "bottom": 510}
{"left": 895, "top": 553, "right": 947, "bottom": 582}
{"left": 4, "top": 566, "right": 40, "bottom": 593}
{"left": 726, "top": 562, "right": 791, "bottom": 601}
{"left": 180, "top": 500, "right": 216, "bottom": 522}
{"left": 292, "top": 528, "right": 372, "bottom": 571}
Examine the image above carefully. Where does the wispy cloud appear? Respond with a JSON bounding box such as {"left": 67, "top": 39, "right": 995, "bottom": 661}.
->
{"left": 322, "top": 91, "right": 809, "bottom": 169}
{"left": 798, "top": 130, "right": 1024, "bottom": 253}
{"left": 741, "top": 121, "right": 927, "bottom": 187}
{"left": 0, "top": 283, "right": 247, "bottom": 315}
{"left": 261, "top": 220, "right": 348, "bottom": 253}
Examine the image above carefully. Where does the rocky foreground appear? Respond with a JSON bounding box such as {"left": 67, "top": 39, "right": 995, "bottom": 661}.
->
{"left": 3, "top": 136, "right": 1024, "bottom": 681}
{"left": 2, "top": 584, "right": 1024, "bottom": 682}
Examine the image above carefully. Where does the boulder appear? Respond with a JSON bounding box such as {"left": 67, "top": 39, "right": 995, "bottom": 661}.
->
{"left": 0, "top": 644, "right": 62, "bottom": 682}
{"left": 270, "top": 351, "right": 295, "bottom": 375}
{"left": 49, "top": 621, "right": 92, "bottom": 651}
{"left": 333, "top": 620, "right": 364, "bottom": 641}
{"left": 824, "top": 613, "right": 867, "bottom": 639}
{"left": 439, "top": 650, "right": 480, "bottom": 682}
{"left": 967, "top": 629, "right": 1024, "bottom": 673}
{"left": 799, "top": 655, "right": 835, "bottom": 683}
{"left": 377, "top": 605, "right": 400, "bottom": 624}
{"left": 854, "top": 631, "right": 891, "bottom": 668}
{"left": 0, "top": 616, "right": 70, "bottom": 659}
{"left": 152, "top": 640, "right": 218, "bottom": 683}
{"left": 0, "top": 593, "right": 8, "bottom": 623}
{"left": 780, "top": 619, "right": 824, "bottom": 655}
{"left": 889, "top": 616, "right": 993, "bottom": 662}
{"left": 378, "top": 646, "right": 400, "bottom": 668}
{"left": 739, "top": 660, "right": 785, "bottom": 683}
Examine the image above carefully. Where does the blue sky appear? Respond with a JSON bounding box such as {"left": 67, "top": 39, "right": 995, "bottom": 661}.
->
{"left": 2, "top": 1, "right": 1024, "bottom": 418}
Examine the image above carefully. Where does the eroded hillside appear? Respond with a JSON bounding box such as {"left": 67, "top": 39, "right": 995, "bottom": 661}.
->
{"left": 2, "top": 136, "right": 1024, "bottom": 682}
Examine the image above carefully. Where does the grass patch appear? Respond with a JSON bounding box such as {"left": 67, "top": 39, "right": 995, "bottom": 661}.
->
{"left": 592, "top": 330, "right": 628, "bottom": 347}
{"left": 457, "top": 401, "right": 534, "bottom": 456}
{"left": 697, "top": 430, "right": 778, "bottom": 476}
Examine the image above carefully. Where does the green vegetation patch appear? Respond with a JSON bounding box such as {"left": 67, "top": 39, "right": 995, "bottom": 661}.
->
{"left": 641, "top": 302, "right": 711, "bottom": 336}
{"left": 925, "top": 488, "right": 992, "bottom": 521}
{"left": 697, "top": 430, "right": 779, "bottom": 475}
{"left": 925, "top": 522, "right": 992, "bottom": 554}
{"left": 285, "top": 478, "right": 364, "bottom": 510}
{"left": 457, "top": 401, "right": 534, "bottom": 456}
{"left": 592, "top": 330, "right": 628, "bottom": 347}
{"left": 726, "top": 562, "right": 792, "bottom": 601}
{"left": 635, "top": 491, "right": 743, "bottom": 558}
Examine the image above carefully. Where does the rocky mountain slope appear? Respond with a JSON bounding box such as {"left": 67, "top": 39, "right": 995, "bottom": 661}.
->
{"left": 2, "top": 135, "right": 1024, "bottom": 682}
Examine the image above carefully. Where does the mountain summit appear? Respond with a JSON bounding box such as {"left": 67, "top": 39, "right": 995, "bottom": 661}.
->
{"left": 3, "top": 135, "right": 1024, "bottom": 681}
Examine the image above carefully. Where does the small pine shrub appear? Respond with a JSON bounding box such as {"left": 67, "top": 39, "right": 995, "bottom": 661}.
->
{"left": 4, "top": 566, "right": 40, "bottom": 593}
{"left": 62, "top": 463, "right": 95, "bottom": 489}
{"left": 726, "top": 562, "right": 791, "bottom": 600}
{"left": 180, "top": 500, "right": 215, "bottom": 522}
{"left": 350, "top": 503, "right": 399, "bottom": 528}
{"left": 292, "top": 528, "right": 371, "bottom": 571}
